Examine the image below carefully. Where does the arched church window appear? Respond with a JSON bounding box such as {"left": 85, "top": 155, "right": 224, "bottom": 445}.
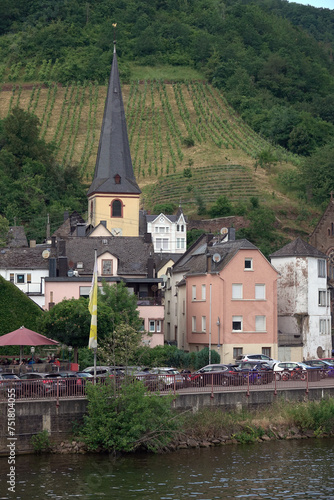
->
{"left": 111, "top": 199, "right": 122, "bottom": 217}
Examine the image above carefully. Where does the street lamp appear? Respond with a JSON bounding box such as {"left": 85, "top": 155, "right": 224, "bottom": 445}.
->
{"left": 30, "top": 346, "right": 35, "bottom": 371}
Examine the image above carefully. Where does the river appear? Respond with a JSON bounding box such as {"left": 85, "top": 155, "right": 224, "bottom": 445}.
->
{"left": 1, "top": 439, "right": 334, "bottom": 499}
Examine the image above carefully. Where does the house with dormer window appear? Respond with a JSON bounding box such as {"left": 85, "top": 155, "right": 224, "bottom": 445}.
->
{"left": 146, "top": 206, "right": 187, "bottom": 254}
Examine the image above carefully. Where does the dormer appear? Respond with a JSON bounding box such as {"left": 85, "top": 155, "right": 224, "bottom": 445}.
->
{"left": 114, "top": 174, "right": 121, "bottom": 185}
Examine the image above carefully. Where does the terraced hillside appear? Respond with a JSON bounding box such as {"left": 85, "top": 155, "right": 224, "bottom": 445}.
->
{"left": 0, "top": 80, "right": 297, "bottom": 214}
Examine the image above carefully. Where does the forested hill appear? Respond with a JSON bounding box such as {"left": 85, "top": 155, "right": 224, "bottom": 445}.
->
{"left": 0, "top": 0, "right": 334, "bottom": 157}
{"left": 0, "top": 0, "right": 334, "bottom": 254}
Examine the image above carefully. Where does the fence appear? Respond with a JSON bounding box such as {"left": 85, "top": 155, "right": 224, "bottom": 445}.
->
{"left": 0, "top": 369, "right": 332, "bottom": 404}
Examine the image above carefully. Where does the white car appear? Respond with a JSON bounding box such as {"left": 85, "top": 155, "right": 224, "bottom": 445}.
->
{"left": 235, "top": 354, "right": 280, "bottom": 368}
{"left": 273, "top": 362, "right": 308, "bottom": 380}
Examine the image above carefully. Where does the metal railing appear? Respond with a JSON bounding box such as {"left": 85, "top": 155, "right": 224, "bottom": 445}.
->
{"left": 0, "top": 370, "right": 332, "bottom": 402}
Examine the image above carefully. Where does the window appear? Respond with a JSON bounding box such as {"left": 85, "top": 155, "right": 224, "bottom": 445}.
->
{"left": 319, "top": 319, "right": 327, "bottom": 334}
{"left": 192, "top": 316, "right": 197, "bottom": 332}
{"left": 156, "top": 320, "right": 162, "bottom": 333}
{"left": 165, "top": 227, "right": 169, "bottom": 233}
{"left": 27, "top": 273, "right": 31, "bottom": 283}
{"left": 177, "top": 224, "right": 180, "bottom": 231}
{"left": 318, "top": 259, "right": 326, "bottom": 278}
{"left": 182, "top": 299, "right": 185, "bottom": 314}
{"left": 156, "top": 238, "right": 169, "bottom": 250}
{"left": 80, "top": 286, "right": 91, "bottom": 298}
{"left": 114, "top": 174, "right": 121, "bottom": 184}
{"left": 232, "top": 316, "right": 242, "bottom": 331}
{"left": 159, "top": 227, "right": 165, "bottom": 233}
{"left": 244, "top": 258, "right": 253, "bottom": 270}
{"left": 232, "top": 284, "right": 243, "bottom": 299}
{"left": 9, "top": 273, "right": 14, "bottom": 283}
{"left": 181, "top": 225, "right": 184, "bottom": 231}
{"left": 167, "top": 301, "right": 170, "bottom": 314}
{"left": 202, "top": 316, "right": 206, "bottom": 332}
{"left": 201, "top": 285, "right": 206, "bottom": 300}
{"left": 149, "top": 320, "right": 155, "bottom": 333}
{"left": 255, "top": 284, "right": 266, "bottom": 300}
{"left": 233, "top": 347, "right": 243, "bottom": 359}
{"left": 262, "top": 347, "right": 271, "bottom": 357}
{"left": 16, "top": 274, "right": 25, "bottom": 284}
{"left": 102, "top": 260, "right": 113, "bottom": 275}
{"left": 111, "top": 199, "right": 122, "bottom": 217}
{"left": 319, "top": 290, "right": 327, "bottom": 306}
{"left": 255, "top": 315, "right": 266, "bottom": 332}
{"left": 176, "top": 238, "right": 185, "bottom": 249}
{"left": 155, "top": 227, "right": 159, "bottom": 232}
{"left": 77, "top": 262, "right": 83, "bottom": 269}
{"left": 192, "top": 285, "right": 196, "bottom": 300}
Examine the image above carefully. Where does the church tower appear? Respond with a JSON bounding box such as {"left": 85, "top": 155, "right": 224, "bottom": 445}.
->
{"left": 87, "top": 42, "right": 141, "bottom": 237}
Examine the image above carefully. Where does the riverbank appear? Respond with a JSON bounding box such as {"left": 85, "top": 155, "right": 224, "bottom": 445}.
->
{"left": 43, "top": 398, "right": 334, "bottom": 455}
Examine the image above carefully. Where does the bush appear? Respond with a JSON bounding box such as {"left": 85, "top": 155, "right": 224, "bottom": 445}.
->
{"left": 81, "top": 379, "right": 180, "bottom": 452}
{"left": 31, "top": 430, "right": 52, "bottom": 454}
{"left": 182, "top": 136, "right": 195, "bottom": 147}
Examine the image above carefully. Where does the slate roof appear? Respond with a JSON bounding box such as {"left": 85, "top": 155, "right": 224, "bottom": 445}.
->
{"left": 173, "top": 238, "right": 258, "bottom": 276}
{"left": 0, "top": 245, "right": 55, "bottom": 269}
{"left": 58, "top": 236, "right": 154, "bottom": 276}
{"left": 270, "top": 237, "right": 327, "bottom": 259}
{"left": 52, "top": 211, "right": 85, "bottom": 238}
{"left": 87, "top": 44, "right": 141, "bottom": 197}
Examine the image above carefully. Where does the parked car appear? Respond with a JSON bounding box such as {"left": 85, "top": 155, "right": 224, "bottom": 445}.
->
{"left": 19, "top": 372, "right": 67, "bottom": 396}
{"left": 273, "top": 362, "right": 310, "bottom": 381}
{"left": 190, "top": 364, "right": 245, "bottom": 387}
{"left": 235, "top": 361, "right": 274, "bottom": 384}
{"left": 81, "top": 366, "right": 124, "bottom": 378}
{"left": 0, "top": 374, "right": 21, "bottom": 395}
{"left": 304, "top": 359, "right": 334, "bottom": 377}
{"left": 235, "top": 354, "right": 279, "bottom": 368}
{"left": 149, "top": 367, "right": 184, "bottom": 389}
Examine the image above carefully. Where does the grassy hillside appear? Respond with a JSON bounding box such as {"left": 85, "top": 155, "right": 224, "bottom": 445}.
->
{"left": 0, "top": 79, "right": 321, "bottom": 239}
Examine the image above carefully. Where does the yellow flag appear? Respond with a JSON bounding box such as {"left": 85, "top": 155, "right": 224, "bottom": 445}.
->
{"left": 88, "top": 258, "right": 98, "bottom": 349}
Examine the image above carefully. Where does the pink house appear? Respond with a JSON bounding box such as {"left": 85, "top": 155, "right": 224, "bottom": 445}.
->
{"left": 166, "top": 232, "right": 278, "bottom": 364}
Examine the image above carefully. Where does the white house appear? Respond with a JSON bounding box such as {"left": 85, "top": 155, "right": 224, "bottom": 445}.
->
{"left": 146, "top": 207, "right": 187, "bottom": 254}
{"left": 270, "top": 238, "right": 332, "bottom": 361}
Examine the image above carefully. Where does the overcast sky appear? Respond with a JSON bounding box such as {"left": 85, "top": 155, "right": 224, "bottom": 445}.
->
{"left": 288, "top": 0, "right": 333, "bottom": 8}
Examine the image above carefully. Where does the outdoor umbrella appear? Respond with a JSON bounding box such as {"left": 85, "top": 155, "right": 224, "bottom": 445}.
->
{"left": 0, "top": 326, "right": 59, "bottom": 362}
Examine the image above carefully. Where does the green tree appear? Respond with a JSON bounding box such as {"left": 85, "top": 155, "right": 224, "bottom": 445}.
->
{"left": 0, "top": 215, "right": 9, "bottom": 247}
{"left": 98, "top": 323, "right": 144, "bottom": 367}
{"left": 300, "top": 142, "right": 334, "bottom": 205}
{"left": 209, "top": 195, "right": 232, "bottom": 218}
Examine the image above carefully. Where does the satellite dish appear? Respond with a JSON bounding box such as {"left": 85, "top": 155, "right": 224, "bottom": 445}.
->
{"left": 42, "top": 249, "right": 50, "bottom": 259}
{"left": 212, "top": 253, "right": 221, "bottom": 263}
{"left": 220, "top": 227, "right": 228, "bottom": 235}
{"left": 67, "top": 269, "right": 74, "bottom": 277}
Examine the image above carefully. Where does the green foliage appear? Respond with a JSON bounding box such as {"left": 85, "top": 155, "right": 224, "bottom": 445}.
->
{"left": 187, "top": 229, "right": 206, "bottom": 248}
{"left": 183, "top": 167, "right": 192, "bottom": 178}
{"left": 99, "top": 281, "right": 143, "bottom": 333}
{"left": 209, "top": 195, "right": 232, "bottom": 218}
{"left": 299, "top": 141, "right": 334, "bottom": 205}
{"left": 152, "top": 202, "right": 177, "bottom": 214}
{"left": 0, "top": 215, "right": 9, "bottom": 247}
{"left": 233, "top": 426, "right": 265, "bottom": 444}
{"left": 287, "top": 398, "right": 334, "bottom": 435}
{"left": 182, "top": 136, "right": 195, "bottom": 147}
{"left": 81, "top": 379, "right": 180, "bottom": 453}
{"left": 0, "top": 108, "right": 87, "bottom": 242}
{"left": 31, "top": 430, "right": 52, "bottom": 454}
{"left": 194, "top": 347, "right": 220, "bottom": 370}
{"left": 37, "top": 297, "right": 91, "bottom": 348}
{"left": 98, "top": 323, "right": 144, "bottom": 367}
{"left": 0, "top": 276, "right": 43, "bottom": 336}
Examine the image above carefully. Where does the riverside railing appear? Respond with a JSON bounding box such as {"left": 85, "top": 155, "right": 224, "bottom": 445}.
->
{"left": 0, "top": 370, "right": 331, "bottom": 403}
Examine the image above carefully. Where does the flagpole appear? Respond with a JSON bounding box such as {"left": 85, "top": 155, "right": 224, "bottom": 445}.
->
{"left": 88, "top": 248, "right": 98, "bottom": 384}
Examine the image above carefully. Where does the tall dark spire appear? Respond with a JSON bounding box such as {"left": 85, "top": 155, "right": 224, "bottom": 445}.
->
{"left": 87, "top": 42, "right": 141, "bottom": 196}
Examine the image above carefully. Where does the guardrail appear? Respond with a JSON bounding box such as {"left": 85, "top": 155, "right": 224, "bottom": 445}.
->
{"left": 0, "top": 370, "right": 332, "bottom": 403}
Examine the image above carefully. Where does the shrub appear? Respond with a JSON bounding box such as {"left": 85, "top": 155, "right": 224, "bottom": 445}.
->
{"left": 31, "top": 430, "right": 52, "bottom": 454}
{"left": 81, "top": 379, "right": 180, "bottom": 452}
{"left": 183, "top": 167, "right": 192, "bottom": 178}
{"left": 182, "top": 136, "right": 195, "bottom": 147}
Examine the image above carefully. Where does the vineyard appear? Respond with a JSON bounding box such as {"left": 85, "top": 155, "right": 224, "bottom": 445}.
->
{"left": 0, "top": 80, "right": 297, "bottom": 213}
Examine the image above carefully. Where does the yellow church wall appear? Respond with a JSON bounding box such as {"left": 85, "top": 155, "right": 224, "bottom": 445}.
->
{"left": 88, "top": 193, "right": 140, "bottom": 237}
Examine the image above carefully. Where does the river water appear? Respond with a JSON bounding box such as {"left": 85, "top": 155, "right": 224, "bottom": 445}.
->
{"left": 1, "top": 439, "right": 334, "bottom": 499}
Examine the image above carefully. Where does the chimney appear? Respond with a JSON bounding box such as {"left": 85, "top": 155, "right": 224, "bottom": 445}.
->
{"left": 228, "top": 227, "right": 235, "bottom": 241}
{"left": 147, "top": 255, "right": 154, "bottom": 278}
{"left": 49, "top": 258, "right": 57, "bottom": 278}
{"left": 64, "top": 211, "right": 69, "bottom": 221}
{"left": 51, "top": 236, "right": 56, "bottom": 248}
{"left": 58, "top": 240, "right": 66, "bottom": 256}
{"left": 144, "top": 232, "right": 152, "bottom": 243}
{"left": 58, "top": 256, "right": 68, "bottom": 277}
{"left": 101, "top": 220, "right": 107, "bottom": 227}
{"left": 206, "top": 253, "right": 212, "bottom": 273}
